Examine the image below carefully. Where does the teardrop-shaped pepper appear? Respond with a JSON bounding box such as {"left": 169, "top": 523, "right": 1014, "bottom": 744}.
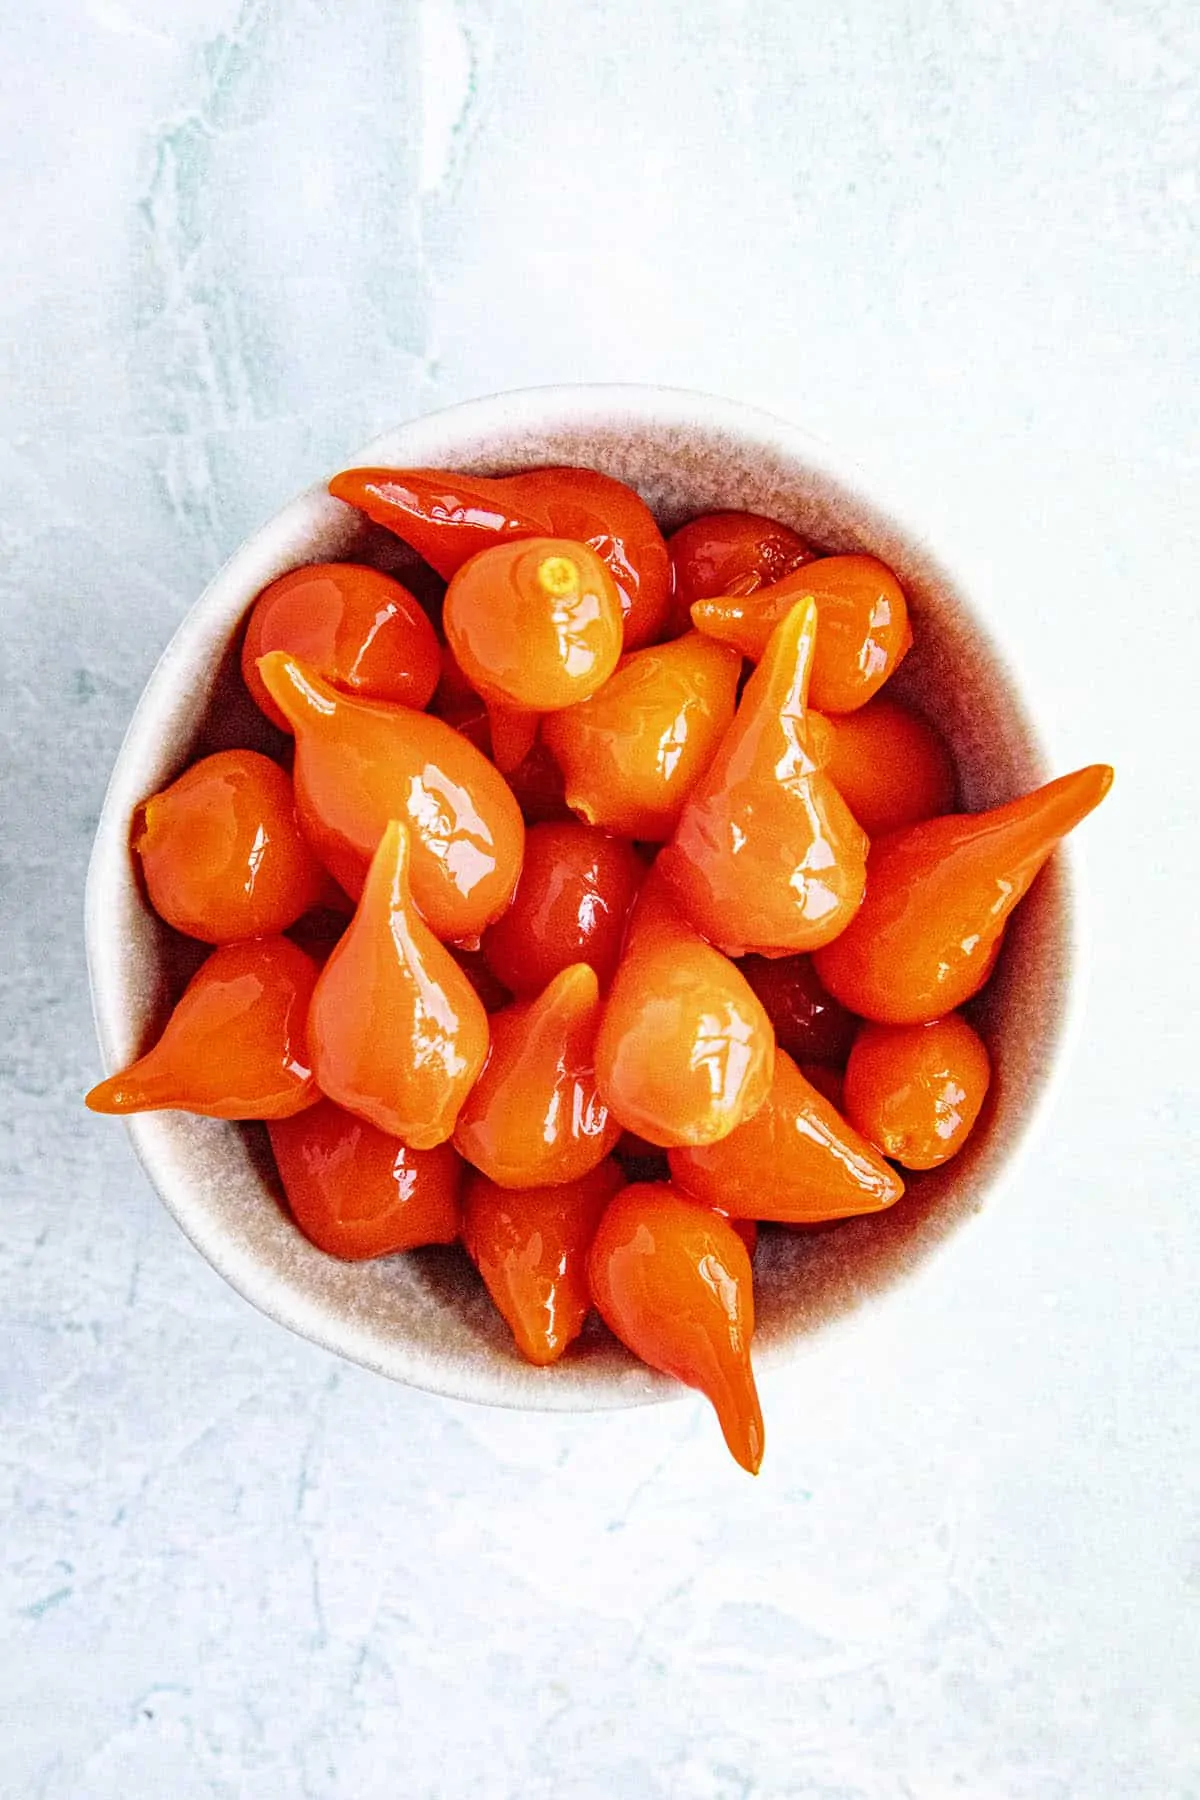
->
{"left": 594, "top": 875, "right": 775, "bottom": 1148}
{"left": 328, "top": 465, "right": 671, "bottom": 649}
{"left": 542, "top": 632, "right": 741, "bottom": 842}
{"left": 453, "top": 963, "right": 619, "bottom": 1187}
{"left": 241, "top": 562, "right": 441, "bottom": 731}
{"left": 659, "top": 598, "right": 868, "bottom": 955}
{"left": 588, "top": 1181, "right": 764, "bottom": 1474}
{"left": 307, "top": 820, "right": 488, "bottom": 1146}
{"left": 269, "top": 1097, "right": 463, "bottom": 1257}
{"left": 255, "top": 650, "right": 524, "bottom": 940}
{"left": 691, "top": 553, "right": 911, "bottom": 712}
{"left": 86, "top": 936, "right": 320, "bottom": 1119}
{"left": 668, "top": 1049, "right": 904, "bottom": 1223}
{"left": 462, "top": 1157, "right": 624, "bottom": 1365}
{"left": 666, "top": 510, "right": 815, "bottom": 637}
{"left": 444, "top": 537, "right": 624, "bottom": 715}
{"left": 813, "top": 765, "right": 1114, "bottom": 1023}
{"left": 843, "top": 1014, "right": 991, "bottom": 1170}
{"left": 134, "top": 749, "right": 328, "bottom": 944}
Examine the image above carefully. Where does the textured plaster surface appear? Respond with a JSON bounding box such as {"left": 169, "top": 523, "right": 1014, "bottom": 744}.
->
{"left": 1, "top": 2, "right": 1197, "bottom": 1795}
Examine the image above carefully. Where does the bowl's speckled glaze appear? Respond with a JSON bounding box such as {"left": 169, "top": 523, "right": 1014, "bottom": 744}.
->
{"left": 85, "top": 385, "right": 1076, "bottom": 1410}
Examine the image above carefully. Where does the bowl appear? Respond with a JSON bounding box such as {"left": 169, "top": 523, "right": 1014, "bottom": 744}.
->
{"left": 86, "top": 384, "right": 1077, "bottom": 1410}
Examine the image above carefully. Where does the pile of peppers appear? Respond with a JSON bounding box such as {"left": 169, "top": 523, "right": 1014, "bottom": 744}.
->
{"left": 88, "top": 464, "right": 1112, "bottom": 1472}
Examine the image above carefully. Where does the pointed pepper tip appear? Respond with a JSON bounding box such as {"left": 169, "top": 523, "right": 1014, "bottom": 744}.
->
{"left": 86, "top": 1074, "right": 145, "bottom": 1115}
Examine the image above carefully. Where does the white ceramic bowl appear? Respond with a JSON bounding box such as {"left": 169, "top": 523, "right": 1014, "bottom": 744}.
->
{"left": 86, "top": 385, "right": 1077, "bottom": 1410}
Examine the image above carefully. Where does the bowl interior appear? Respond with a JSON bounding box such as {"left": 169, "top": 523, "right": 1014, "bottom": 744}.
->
{"left": 87, "top": 387, "right": 1070, "bottom": 1411}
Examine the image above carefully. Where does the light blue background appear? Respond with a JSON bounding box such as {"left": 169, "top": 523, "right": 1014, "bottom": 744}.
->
{"left": 2, "top": 2, "right": 1197, "bottom": 1794}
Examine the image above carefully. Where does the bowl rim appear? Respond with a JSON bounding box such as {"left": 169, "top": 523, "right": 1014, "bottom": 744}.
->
{"left": 85, "top": 381, "right": 1087, "bottom": 1409}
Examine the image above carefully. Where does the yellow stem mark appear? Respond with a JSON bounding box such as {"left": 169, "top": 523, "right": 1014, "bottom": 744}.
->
{"left": 537, "top": 555, "right": 579, "bottom": 597}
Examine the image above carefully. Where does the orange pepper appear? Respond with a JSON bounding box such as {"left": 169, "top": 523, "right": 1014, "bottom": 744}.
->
{"left": 594, "top": 875, "right": 775, "bottom": 1148}
{"left": 328, "top": 465, "right": 671, "bottom": 649}
{"left": 134, "top": 749, "right": 327, "bottom": 944}
{"left": 481, "top": 821, "right": 644, "bottom": 998}
{"left": 843, "top": 1015, "right": 991, "bottom": 1170}
{"left": 462, "top": 1158, "right": 625, "bottom": 1365}
{"left": 813, "top": 765, "right": 1114, "bottom": 1022}
{"left": 588, "top": 1181, "right": 764, "bottom": 1473}
{"left": 542, "top": 632, "right": 741, "bottom": 842}
{"left": 241, "top": 562, "right": 440, "bottom": 731}
{"left": 691, "top": 553, "right": 911, "bottom": 712}
{"left": 659, "top": 598, "right": 867, "bottom": 954}
{"left": 86, "top": 936, "right": 319, "bottom": 1119}
{"left": 443, "top": 537, "right": 625, "bottom": 774}
{"left": 444, "top": 537, "right": 624, "bottom": 712}
{"left": 453, "top": 963, "right": 619, "bottom": 1187}
{"left": 669, "top": 1048, "right": 902, "bottom": 1223}
{"left": 816, "top": 697, "right": 957, "bottom": 837}
{"left": 307, "top": 820, "right": 488, "bottom": 1146}
{"left": 255, "top": 650, "right": 524, "bottom": 940}
{"left": 665, "top": 510, "right": 815, "bottom": 637}
{"left": 269, "top": 1098, "right": 463, "bottom": 1258}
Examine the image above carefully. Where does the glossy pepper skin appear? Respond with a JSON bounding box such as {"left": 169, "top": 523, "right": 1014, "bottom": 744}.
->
{"left": 307, "top": 821, "right": 489, "bottom": 1146}
{"left": 481, "top": 821, "right": 644, "bottom": 997}
{"left": 668, "top": 1048, "right": 904, "bottom": 1224}
{"left": 268, "top": 1098, "right": 463, "bottom": 1258}
{"left": 588, "top": 1182, "right": 764, "bottom": 1474}
{"left": 817, "top": 697, "right": 957, "bottom": 837}
{"left": 843, "top": 1015, "right": 991, "bottom": 1170}
{"left": 659, "top": 598, "right": 868, "bottom": 955}
{"left": 133, "top": 749, "right": 327, "bottom": 944}
{"left": 691, "top": 553, "right": 912, "bottom": 712}
{"left": 737, "top": 953, "right": 859, "bottom": 1066}
{"left": 593, "top": 875, "right": 775, "bottom": 1148}
{"left": 328, "top": 465, "right": 671, "bottom": 649}
{"left": 542, "top": 631, "right": 742, "bottom": 842}
{"left": 255, "top": 651, "right": 524, "bottom": 940}
{"left": 813, "top": 765, "right": 1115, "bottom": 1023}
{"left": 666, "top": 510, "right": 815, "bottom": 638}
{"left": 453, "top": 963, "right": 619, "bottom": 1188}
{"left": 444, "top": 537, "right": 624, "bottom": 714}
{"left": 462, "top": 1158, "right": 624, "bottom": 1365}
{"left": 241, "top": 562, "right": 440, "bottom": 732}
{"left": 86, "top": 936, "right": 319, "bottom": 1119}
